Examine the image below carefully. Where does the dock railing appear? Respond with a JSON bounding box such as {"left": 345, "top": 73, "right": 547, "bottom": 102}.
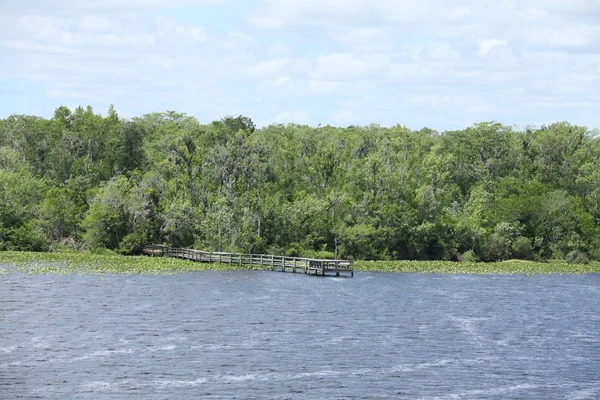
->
{"left": 141, "top": 244, "right": 353, "bottom": 277}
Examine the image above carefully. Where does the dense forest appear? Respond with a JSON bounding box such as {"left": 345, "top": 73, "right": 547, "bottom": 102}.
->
{"left": 1, "top": 105, "right": 598, "bottom": 262}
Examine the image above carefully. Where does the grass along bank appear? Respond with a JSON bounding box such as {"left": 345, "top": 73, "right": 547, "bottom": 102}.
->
{"left": 0, "top": 251, "right": 598, "bottom": 275}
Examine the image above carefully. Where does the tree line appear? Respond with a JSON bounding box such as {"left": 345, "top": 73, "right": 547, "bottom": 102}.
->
{"left": 1, "top": 105, "right": 598, "bottom": 262}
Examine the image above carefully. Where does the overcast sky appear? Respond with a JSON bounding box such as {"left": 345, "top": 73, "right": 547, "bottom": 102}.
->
{"left": 1, "top": 0, "right": 599, "bottom": 130}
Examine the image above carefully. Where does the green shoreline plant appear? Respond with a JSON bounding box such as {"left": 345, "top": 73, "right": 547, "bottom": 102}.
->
{"left": 0, "top": 251, "right": 262, "bottom": 275}
{"left": 354, "top": 259, "right": 600, "bottom": 275}
{"left": 1, "top": 251, "right": 598, "bottom": 276}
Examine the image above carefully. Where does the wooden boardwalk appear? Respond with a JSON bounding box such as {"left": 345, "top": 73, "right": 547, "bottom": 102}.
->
{"left": 142, "top": 244, "right": 354, "bottom": 277}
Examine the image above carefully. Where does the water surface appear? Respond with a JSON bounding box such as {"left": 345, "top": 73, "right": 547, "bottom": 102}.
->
{"left": 1, "top": 271, "right": 599, "bottom": 399}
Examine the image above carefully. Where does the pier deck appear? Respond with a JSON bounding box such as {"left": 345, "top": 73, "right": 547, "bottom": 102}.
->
{"left": 142, "top": 244, "right": 354, "bottom": 277}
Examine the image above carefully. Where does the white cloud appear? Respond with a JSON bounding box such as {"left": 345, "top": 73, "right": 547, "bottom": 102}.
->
{"left": 246, "top": 57, "right": 308, "bottom": 80}
{"left": 142, "top": 54, "right": 176, "bottom": 68}
{"left": 45, "top": 88, "right": 102, "bottom": 101}
{"left": 330, "top": 110, "right": 360, "bottom": 126}
{"left": 3, "top": 14, "right": 205, "bottom": 55}
{"left": 466, "top": 103, "right": 492, "bottom": 114}
{"left": 222, "top": 32, "right": 253, "bottom": 50}
{"left": 329, "top": 28, "right": 385, "bottom": 44}
{"left": 247, "top": 58, "right": 292, "bottom": 75}
{"left": 523, "top": 0, "right": 600, "bottom": 15}
{"left": 97, "top": 33, "right": 156, "bottom": 47}
{"left": 0, "top": 40, "right": 74, "bottom": 54}
{"left": 271, "top": 110, "right": 309, "bottom": 124}
{"left": 389, "top": 62, "right": 433, "bottom": 80}
{"left": 275, "top": 76, "right": 294, "bottom": 88}
{"left": 4, "top": 0, "right": 227, "bottom": 14}
{"left": 427, "top": 43, "right": 461, "bottom": 60}
{"left": 308, "top": 80, "right": 341, "bottom": 95}
{"left": 268, "top": 42, "right": 289, "bottom": 55}
{"left": 249, "top": 0, "right": 431, "bottom": 28}
{"left": 14, "top": 15, "right": 62, "bottom": 38}
{"left": 156, "top": 17, "right": 207, "bottom": 42}
{"left": 479, "top": 39, "right": 508, "bottom": 56}
{"left": 526, "top": 24, "right": 600, "bottom": 48}
{"left": 449, "top": 6, "right": 472, "bottom": 19}
{"left": 312, "top": 53, "right": 388, "bottom": 80}
{"left": 1, "top": 0, "right": 599, "bottom": 131}
{"left": 410, "top": 95, "right": 460, "bottom": 106}
{"left": 79, "top": 16, "right": 112, "bottom": 31}
{"left": 259, "top": 76, "right": 294, "bottom": 91}
{"left": 521, "top": 7, "right": 547, "bottom": 20}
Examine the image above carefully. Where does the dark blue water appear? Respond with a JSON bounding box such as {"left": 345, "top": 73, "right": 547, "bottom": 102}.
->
{"left": 1, "top": 271, "right": 599, "bottom": 399}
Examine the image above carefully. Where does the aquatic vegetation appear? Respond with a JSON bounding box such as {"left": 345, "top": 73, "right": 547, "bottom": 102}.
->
{"left": 0, "top": 251, "right": 270, "bottom": 275}
{"left": 1, "top": 251, "right": 598, "bottom": 275}
{"left": 354, "top": 260, "right": 600, "bottom": 275}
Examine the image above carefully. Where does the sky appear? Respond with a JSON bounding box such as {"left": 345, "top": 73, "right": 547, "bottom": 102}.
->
{"left": 1, "top": 0, "right": 599, "bottom": 130}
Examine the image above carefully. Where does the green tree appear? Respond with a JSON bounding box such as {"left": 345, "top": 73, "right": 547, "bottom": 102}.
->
{"left": 0, "top": 168, "right": 47, "bottom": 250}
{"left": 81, "top": 176, "right": 131, "bottom": 249}
{"left": 39, "top": 187, "right": 86, "bottom": 243}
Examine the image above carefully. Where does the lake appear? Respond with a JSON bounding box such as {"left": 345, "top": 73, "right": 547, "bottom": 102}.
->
{"left": 1, "top": 271, "right": 599, "bottom": 399}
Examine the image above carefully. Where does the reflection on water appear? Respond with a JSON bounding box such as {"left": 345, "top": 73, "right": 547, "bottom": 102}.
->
{"left": 1, "top": 271, "right": 599, "bottom": 399}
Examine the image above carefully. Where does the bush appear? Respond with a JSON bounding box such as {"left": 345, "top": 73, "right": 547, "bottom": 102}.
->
{"left": 285, "top": 243, "right": 304, "bottom": 257}
{"left": 49, "top": 237, "right": 83, "bottom": 252}
{"left": 6, "top": 222, "right": 48, "bottom": 252}
{"left": 458, "top": 250, "right": 478, "bottom": 262}
{"left": 89, "top": 247, "right": 117, "bottom": 255}
{"left": 301, "top": 249, "right": 337, "bottom": 259}
{"left": 589, "top": 247, "right": 600, "bottom": 261}
{"left": 477, "top": 233, "right": 508, "bottom": 262}
{"left": 117, "top": 232, "right": 146, "bottom": 255}
{"left": 511, "top": 236, "right": 533, "bottom": 260}
{"left": 313, "top": 250, "right": 336, "bottom": 259}
{"left": 266, "top": 244, "right": 285, "bottom": 256}
{"left": 566, "top": 250, "right": 589, "bottom": 265}
{"left": 587, "top": 237, "right": 600, "bottom": 261}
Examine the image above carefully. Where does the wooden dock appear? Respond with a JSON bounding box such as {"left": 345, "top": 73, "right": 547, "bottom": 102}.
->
{"left": 141, "top": 244, "right": 354, "bottom": 277}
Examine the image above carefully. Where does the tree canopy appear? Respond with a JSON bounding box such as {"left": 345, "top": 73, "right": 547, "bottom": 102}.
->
{"left": 1, "top": 106, "right": 598, "bottom": 262}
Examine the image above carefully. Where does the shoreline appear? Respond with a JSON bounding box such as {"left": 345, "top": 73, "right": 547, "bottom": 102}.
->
{"left": 1, "top": 251, "right": 598, "bottom": 275}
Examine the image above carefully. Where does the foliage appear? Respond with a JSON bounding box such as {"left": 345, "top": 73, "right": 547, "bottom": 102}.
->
{"left": 566, "top": 250, "right": 589, "bottom": 265}
{"left": 458, "top": 250, "right": 478, "bottom": 262}
{"left": 0, "top": 251, "right": 263, "bottom": 275}
{"left": 0, "top": 168, "right": 48, "bottom": 250}
{"left": 355, "top": 260, "right": 600, "bottom": 275}
{"left": 117, "top": 232, "right": 146, "bottom": 255}
{"left": 511, "top": 236, "right": 534, "bottom": 260}
{"left": 81, "top": 176, "right": 131, "bottom": 249}
{"left": 1, "top": 106, "right": 600, "bottom": 264}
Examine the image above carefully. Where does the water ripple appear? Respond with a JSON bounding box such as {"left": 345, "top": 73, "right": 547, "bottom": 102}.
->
{"left": 1, "top": 271, "right": 599, "bottom": 399}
